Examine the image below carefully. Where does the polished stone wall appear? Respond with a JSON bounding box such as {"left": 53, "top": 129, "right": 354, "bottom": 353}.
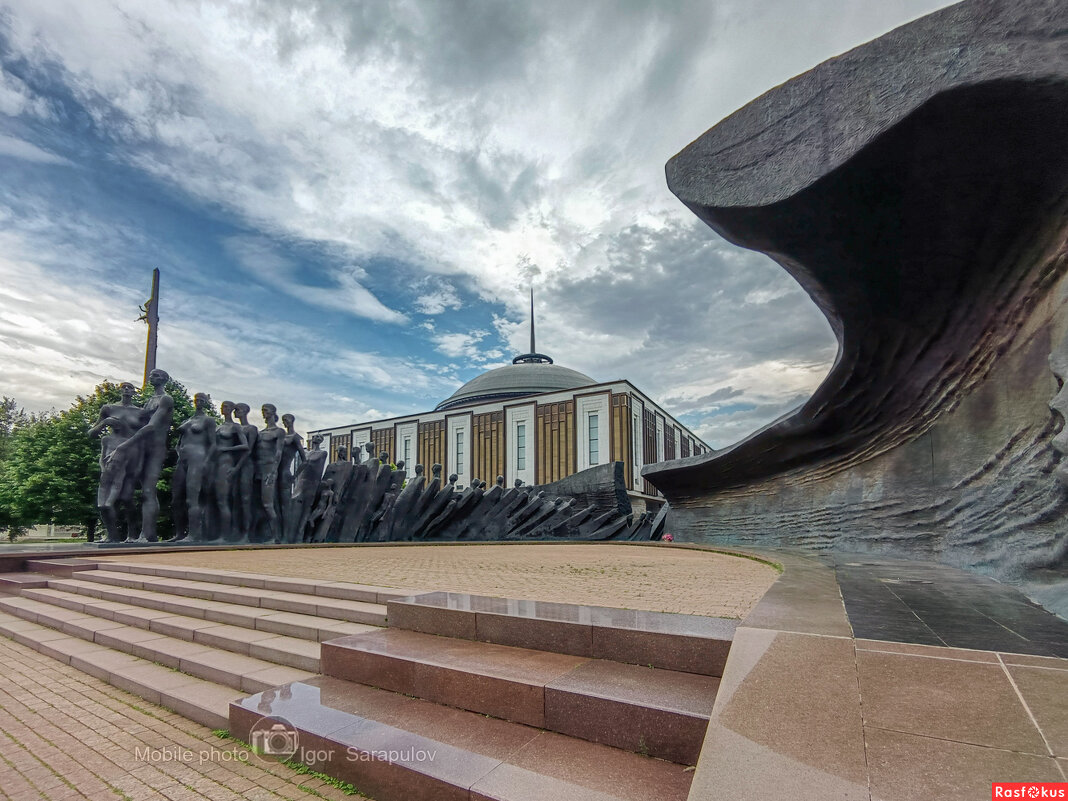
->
{"left": 645, "top": 0, "right": 1068, "bottom": 616}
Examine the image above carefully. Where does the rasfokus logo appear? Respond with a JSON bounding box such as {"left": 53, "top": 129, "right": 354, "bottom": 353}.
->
{"left": 992, "top": 783, "right": 1068, "bottom": 799}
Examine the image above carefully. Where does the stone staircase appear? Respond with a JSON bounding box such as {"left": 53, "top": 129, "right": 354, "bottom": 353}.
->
{"left": 232, "top": 591, "right": 735, "bottom": 800}
{"left": 0, "top": 558, "right": 403, "bottom": 729}
{"left": 0, "top": 557, "right": 736, "bottom": 801}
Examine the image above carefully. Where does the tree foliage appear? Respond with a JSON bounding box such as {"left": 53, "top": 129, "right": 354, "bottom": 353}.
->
{"left": 0, "top": 379, "right": 215, "bottom": 541}
{"left": 0, "top": 397, "right": 31, "bottom": 540}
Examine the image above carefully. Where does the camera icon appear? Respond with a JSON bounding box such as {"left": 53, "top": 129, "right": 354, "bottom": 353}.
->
{"left": 248, "top": 716, "right": 299, "bottom": 760}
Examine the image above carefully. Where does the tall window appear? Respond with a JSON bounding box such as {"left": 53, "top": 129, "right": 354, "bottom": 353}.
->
{"left": 632, "top": 414, "right": 641, "bottom": 469}
{"left": 455, "top": 431, "right": 464, "bottom": 471}
{"left": 403, "top": 437, "right": 411, "bottom": 467}
{"left": 588, "top": 413, "right": 599, "bottom": 464}
{"left": 516, "top": 423, "right": 526, "bottom": 471}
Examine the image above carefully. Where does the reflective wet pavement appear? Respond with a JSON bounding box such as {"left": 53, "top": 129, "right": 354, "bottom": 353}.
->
{"left": 827, "top": 554, "right": 1068, "bottom": 657}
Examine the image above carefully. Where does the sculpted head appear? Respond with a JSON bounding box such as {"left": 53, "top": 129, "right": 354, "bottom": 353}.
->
{"left": 261, "top": 403, "right": 278, "bottom": 425}
{"left": 234, "top": 402, "right": 250, "bottom": 421}
{"left": 282, "top": 413, "right": 295, "bottom": 429}
{"left": 194, "top": 392, "right": 211, "bottom": 412}
{"left": 311, "top": 433, "right": 324, "bottom": 449}
{"left": 120, "top": 382, "right": 136, "bottom": 402}
{"left": 221, "top": 400, "right": 235, "bottom": 418}
{"left": 147, "top": 369, "right": 169, "bottom": 389}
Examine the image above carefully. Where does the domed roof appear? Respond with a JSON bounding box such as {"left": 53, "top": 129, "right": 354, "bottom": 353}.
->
{"left": 435, "top": 361, "right": 596, "bottom": 411}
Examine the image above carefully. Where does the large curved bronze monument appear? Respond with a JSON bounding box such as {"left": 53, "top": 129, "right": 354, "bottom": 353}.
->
{"left": 644, "top": 0, "right": 1068, "bottom": 614}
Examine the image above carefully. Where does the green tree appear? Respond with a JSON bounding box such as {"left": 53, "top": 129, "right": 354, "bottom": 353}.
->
{"left": 0, "top": 384, "right": 124, "bottom": 540}
{"left": 0, "top": 397, "right": 28, "bottom": 447}
{"left": 0, "top": 397, "right": 31, "bottom": 540}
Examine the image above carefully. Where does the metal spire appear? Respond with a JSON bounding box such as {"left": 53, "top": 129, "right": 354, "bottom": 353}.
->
{"left": 138, "top": 268, "right": 160, "bottom": 387}
{"left": 512, "top": 286, "right": 553, "bottom": 365}
{"left": 529, "top": 286, "right": 535, "bottom": 355}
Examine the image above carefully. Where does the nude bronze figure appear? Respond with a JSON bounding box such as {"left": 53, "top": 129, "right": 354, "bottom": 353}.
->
{"left": 279, "top": 413, "right": 306, "bottom": 542}
{"left": 172, "top": 392, "right": 216, "bottom": 542}
{"left": 254, "top": 403, "right": 287, "bottom": 543}
{"left": 89, "top": 381, "right": 147, "bottom": 542}
{"left": 291, "top": 433, "right": 327, "bottom": 542}
{"left": 232, "top": 403, "right": 259, "bottom": 542}
{"left": 105, "top": 369, "right": 173, "bottom": 541}
{"left": 214, "top": 401, "right": 250, "bottom": 542}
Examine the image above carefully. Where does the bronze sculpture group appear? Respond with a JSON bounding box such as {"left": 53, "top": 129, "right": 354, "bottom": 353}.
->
{"left": 90, "top": 370, "right": 665, "bottom": 546}
{"left": 90, "top": 374, "right": 308, "bottom": 544}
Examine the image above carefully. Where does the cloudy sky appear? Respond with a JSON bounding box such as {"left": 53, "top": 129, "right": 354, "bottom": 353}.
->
{"left": 0, "top": 0, "right": 952, "bottom": 448}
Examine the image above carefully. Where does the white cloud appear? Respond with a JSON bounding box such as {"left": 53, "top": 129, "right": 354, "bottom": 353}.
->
{"left": 433, "top": 330, "right": 489, "bottom": 360}
{"left": 0, "top": 248, "right": 145, "bottom": 412}
{"left": 223, "top": 235, "right": 405, "bottom": 324}
{"left": 0, "top": 0, "right": 955, "bottom": 304}
{"left": 0, "top": 0, "right": 955, "bottom": 444}
{"left": 0, "top": 68, "right": 52, "bottom": 118}
{"left": 414, "top": 280, "right": 462, "bottom": 315}
{"left": 0, "top": 220, "right": 451, "bottom": 433}
{"left": 0, "top": 133, "right": 71, "bottom": 164}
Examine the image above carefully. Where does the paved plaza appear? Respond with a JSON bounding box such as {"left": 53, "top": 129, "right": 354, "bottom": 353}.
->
{"left": 0, "top": 542, "right": 1065, "bottom": 800}
{"left": 0, "top": 637, "right": 365, "bottom": 801}
{"left": 96, "top": 543, "right": 780, "bottom": 619}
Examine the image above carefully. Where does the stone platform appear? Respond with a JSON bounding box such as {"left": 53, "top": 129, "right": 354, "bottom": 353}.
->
{"left": 0, "top": 543, "right": 1065, "bottom": 800}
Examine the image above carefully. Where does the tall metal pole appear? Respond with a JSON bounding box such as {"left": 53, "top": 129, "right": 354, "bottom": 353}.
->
{"left": 529, "top": 286, "right": 535, "bottom": 354}
{"left": 140, "top": 268, "right": 160, "bottom": 387}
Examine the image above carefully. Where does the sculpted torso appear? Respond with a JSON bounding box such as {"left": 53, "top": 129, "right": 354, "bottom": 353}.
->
{"left": 255, "top": 427, "right": 286, "bottom": 475}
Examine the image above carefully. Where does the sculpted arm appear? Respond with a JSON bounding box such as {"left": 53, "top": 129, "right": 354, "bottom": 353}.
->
{"left": 233, "top": 428, "right": 255, "bottom": 472}
{"left": 88, "top": 405, "right": 115, "bottom": 439}
{"left": 227, "top": 427, "right": 250, "bottom": 477}
{"left": 221, "top": 427, "right": 250, "bottom": 453}
{"left": 114, "top": 395, "right": 174, "bottom": 453}
{"left": 270, "top": 430, "right": 286, "bottom": 474}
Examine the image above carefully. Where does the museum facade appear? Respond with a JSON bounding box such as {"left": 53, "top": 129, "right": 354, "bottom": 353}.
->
{"left": 309, "top": 349, "right": 709, "bottom": 511}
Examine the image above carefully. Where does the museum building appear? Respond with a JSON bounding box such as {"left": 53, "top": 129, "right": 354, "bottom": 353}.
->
{"left": 309, "top": 331, "right": 710, "bottom": 511}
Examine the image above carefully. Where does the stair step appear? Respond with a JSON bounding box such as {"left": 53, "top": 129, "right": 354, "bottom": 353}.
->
{"left": 0, "top": 572, "right": 52, "bottom": 593}
{"left": 0, "top": 610, "right": 246, "bottom": 730}
{"left": 387, "top": 592, "right": 736, "bottom": 676}
{"left": 0, "top": 595, "right": 316, "bottom": 693}
{"left": 24, "top": 558, "right": 99, "bottom": 577}
{"left": 14, "top": 587, "right": 330, "bottom": 671}
{"left": 230, "top": 676, "right": 693, "bottom": 801}
{"left": 78, "top": 569, "right": 387, "bottom": 624}
{"left": 90, "top": 559, "right": 422, "bottom": 603}
{"left": 322, "top": 628, "right": 717, "bottom": 763}
{"left": 44, "top": 578, "right": 377, "bottom": 641}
